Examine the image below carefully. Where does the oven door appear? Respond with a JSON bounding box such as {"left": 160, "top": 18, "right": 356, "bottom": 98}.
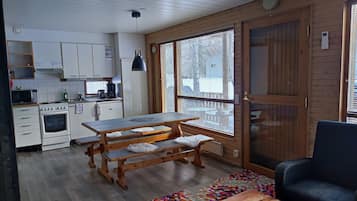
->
{"left": 41, "top": 111, "right": 69, "bottom": 137}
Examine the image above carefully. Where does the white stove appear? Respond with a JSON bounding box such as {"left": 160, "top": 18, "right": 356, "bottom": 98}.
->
{"left": 40, "top": 102, "right": 68, "bottom": 113}
{"left": 39, "top": 102, "right": 70, "bottom": 151}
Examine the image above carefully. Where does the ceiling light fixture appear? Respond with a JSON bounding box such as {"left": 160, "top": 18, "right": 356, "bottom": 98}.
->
{"left": 131, "top": 10, "right": 146, "bottom": 72}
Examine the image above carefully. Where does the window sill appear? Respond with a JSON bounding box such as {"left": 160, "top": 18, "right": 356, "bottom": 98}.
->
{"left": 181, "top": 122, "right": 235, "bottom": 138}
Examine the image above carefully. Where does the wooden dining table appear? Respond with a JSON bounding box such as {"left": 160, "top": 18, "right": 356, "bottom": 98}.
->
{"left": 82, "top": 112, "right": 199, "bottom": 182}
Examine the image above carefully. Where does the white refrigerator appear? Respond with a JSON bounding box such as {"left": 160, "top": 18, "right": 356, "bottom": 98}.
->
{"left": 120, "top": 58, "right": 148, "bottom": 117}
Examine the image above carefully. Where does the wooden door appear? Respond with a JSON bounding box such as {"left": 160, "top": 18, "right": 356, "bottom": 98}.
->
{"left": 242, "top": 8, "right": 310, "bottom": 177}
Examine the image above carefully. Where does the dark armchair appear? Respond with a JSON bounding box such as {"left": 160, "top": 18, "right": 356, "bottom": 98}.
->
{"left": 275, "top": 121, "right": 357, "bottom": 201}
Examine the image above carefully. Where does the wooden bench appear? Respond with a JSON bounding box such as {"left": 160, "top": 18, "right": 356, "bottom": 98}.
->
{"left": 103, "top": 136, "right": 213, "bottom": 190}
{"left": 75, "top": 126, "right": 172, "bottom": 168}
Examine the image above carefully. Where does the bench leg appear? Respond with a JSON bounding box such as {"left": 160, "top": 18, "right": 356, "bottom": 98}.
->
{"left": 170, "top": 148, "right": 189, "bottom": 164}
{"left": 85, "top": 145, "right": 96, "bottom": 168}
{"left": 192, "top": 146, "right": 204, "bottom": 168}
{"left": 98, "top": 157, "right": 114, "bottom": 183}
{"left": 116, "top": 160, "right": 128, "bottom": 190}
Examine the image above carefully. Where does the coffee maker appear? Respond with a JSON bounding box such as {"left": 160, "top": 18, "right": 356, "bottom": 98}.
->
{"left": 107, "top": 80, "right": 116, "bottom": 98}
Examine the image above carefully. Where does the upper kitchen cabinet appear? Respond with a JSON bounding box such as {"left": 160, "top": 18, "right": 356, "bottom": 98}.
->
{"left": 7, "top": 40, "right": 35, "bottom": 79}
{"left": 62, "top": 43, "right": 79, "bottom": 79}
{"left": 62, "top": 43, "right": 113, "bottom": 79}
{"left": 77, "top": 44, "right": 94, "bottom": 79}
{"left": 93, "top": 44, "right": 113, "bottom": 78}
{"left": 33, "top": 42, "right": 62, "bottom": 70}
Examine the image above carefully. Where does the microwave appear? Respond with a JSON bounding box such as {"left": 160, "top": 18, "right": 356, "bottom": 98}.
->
{"left": 11, "top": 89, "right": 38, "bottom": 105}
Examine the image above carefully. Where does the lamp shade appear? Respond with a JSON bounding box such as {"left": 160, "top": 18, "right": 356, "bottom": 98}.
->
{"left": 132, "top": 50, "right": 146, "bottom": 71}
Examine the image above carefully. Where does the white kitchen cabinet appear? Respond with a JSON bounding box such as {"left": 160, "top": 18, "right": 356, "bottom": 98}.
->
{"left": 96, "top": 100, "right": 123, "bottom": 120}
{"left": 62, "top": 43, "right": 79, "bottom": 79}
{"left": 33, "top": 42, "right": 62, "bottom": 70}
{"left": 69, "top": 102, "right": 96, "bottom": 140}
{"left": 13, "top": 106, "right": 41, "bottom": 148}
{"left": 77, "top": 44, "right": 94, "bottom": 78}
{"left": 93, "top": 44, "right": 113, "bottom": 78}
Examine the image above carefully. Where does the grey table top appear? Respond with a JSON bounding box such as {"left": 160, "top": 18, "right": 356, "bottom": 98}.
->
{"left": 82, "top": 112, "right": 199, "bottom": 134}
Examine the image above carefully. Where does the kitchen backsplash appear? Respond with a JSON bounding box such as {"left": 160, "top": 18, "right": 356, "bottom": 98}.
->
{"left": 13, "top": 71, "right": 84, "bottom": 103}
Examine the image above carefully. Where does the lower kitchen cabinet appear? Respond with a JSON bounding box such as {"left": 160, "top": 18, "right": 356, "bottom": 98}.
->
{"left": 13, "top": 105, "right": 41, "bottom": 148}
{"left": 96, "top": 100, "right": 123, "bottom": 120}
{"left": 69, "top": 102, "right": 97, "bottom": 140}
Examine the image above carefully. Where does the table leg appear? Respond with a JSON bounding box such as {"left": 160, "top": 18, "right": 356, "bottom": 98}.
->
{"left": 167, "top": 122, "right": 189, "bottom": 163}
{"left": 170, "top": 123, "right": 183, "bottom": 138}
{"left": 86, "top": 145, "right": 96, "bottom": 168}
{"left": 97, "top": 134, "right": 114, "bottom": 183}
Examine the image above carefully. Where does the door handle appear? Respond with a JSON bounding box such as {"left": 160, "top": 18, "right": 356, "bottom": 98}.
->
{"left": 243, "top": 91, "right": 250, "bottom": 101}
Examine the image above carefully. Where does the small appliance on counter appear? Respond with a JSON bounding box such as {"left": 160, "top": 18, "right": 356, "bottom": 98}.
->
{"left": 77, "top": 93, "right": 84, "bottom": 101}
{"left": 97, "top": 90, "right": 106, "bottom": 99}
{"left": 11, "top": 89, "right": 38, "bottom": 105}
{"left": 107, "top": 80, "right": 116, "bottom": 98}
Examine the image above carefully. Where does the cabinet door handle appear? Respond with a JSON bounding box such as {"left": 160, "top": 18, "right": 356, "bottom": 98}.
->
{"left": 96, "top": 104, "right": 101, "bottom": 117}
{"left": 20, "top": 125, "right": 31, "bottom": 128}
{"left": 19, "top": 109, "right": 30, "bottom": 112}
{"left": 108, "top": 108, "right": 113, "bottom": 110}
{"left": 21, "top": 132, "right": 32, "bottom": 136}
{"left": 20, "top": 117, "right": 31, "bottom": 120}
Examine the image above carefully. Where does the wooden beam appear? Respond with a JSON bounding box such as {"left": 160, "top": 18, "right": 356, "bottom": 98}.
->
{"left": 122, "top": 150, "right": 195, "bottom": 171}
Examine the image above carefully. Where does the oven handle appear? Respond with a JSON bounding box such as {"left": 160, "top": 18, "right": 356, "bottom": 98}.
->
{"left": 40, "top": 111, "right": 69, "bottom": 115}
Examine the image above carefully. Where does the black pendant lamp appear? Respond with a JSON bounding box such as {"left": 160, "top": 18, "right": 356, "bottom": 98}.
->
{"left": 131, "top": 10, "right": 147, "bottom": 71}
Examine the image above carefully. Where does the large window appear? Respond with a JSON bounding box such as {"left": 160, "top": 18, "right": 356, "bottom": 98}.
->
{"left": 160, "top": 30, "right": 235, "bottom": 135}
{"left": 347, "top": 4, "right": 357, "bottom": 122}
{"left": 160, "top": 43, "right": 175, "bottom": 112}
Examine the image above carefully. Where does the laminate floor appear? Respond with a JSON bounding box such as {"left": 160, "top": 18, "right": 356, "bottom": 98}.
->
{"left": 17, "top": 145, "right": 240, "bottom": 201}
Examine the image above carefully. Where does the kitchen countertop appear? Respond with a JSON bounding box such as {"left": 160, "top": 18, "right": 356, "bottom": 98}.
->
{"left": 12, "top": 103, "right": 39, "bottom": 108}
{"left": 12, "top": 97, "right": 123, "bottom": 107}
{"left": 68, "top": 97, "right": 123, "bottom": 104}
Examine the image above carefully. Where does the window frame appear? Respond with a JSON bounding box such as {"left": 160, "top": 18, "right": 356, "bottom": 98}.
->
{"left": 342, "top": 0, "right": 357, "bottom": 121}
{"left": 159, "top": 28, "right": 235, "bottom": 135}
{"left": 84, "top": 78, "right": 112, "bottom": 96}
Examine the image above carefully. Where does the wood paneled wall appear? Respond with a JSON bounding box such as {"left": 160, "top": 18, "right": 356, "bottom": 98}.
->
{"left": 146, "top": 0, "right": 344, "bottom": 166}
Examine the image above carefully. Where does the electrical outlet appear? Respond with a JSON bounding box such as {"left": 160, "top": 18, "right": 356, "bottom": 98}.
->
{"left": 233, "top": 149, "right": 239, "bottom": 158}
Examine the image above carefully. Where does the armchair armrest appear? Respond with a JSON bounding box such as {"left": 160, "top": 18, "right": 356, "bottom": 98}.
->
{"left": 275, "top": 158, "right": 312, "bottom": 199}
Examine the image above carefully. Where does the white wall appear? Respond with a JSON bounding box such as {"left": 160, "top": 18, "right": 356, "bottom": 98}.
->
{"left": 5, "top": 25, "right": 113, "bottom": 44}
{"left": 13, "top": 72, "right": 84, "bottom": 103}
{"left": 7, "top": 27, "right": 148, "bottom": 115}
{"left": 116, "top": 33, "right": 146, "bottom": 59}
{"left": 114, "top": 33, "right": 148, "bottom": 117}
{"left": 6, "top": 26, "right": 115, "bottom": 103}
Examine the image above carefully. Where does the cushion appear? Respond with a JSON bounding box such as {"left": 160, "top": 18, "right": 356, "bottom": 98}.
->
{"left": 312, "top": 121, "right": 357, "bottom": 190}
{"left": 284, "top": 180, "right": 355, "bottom": 201}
